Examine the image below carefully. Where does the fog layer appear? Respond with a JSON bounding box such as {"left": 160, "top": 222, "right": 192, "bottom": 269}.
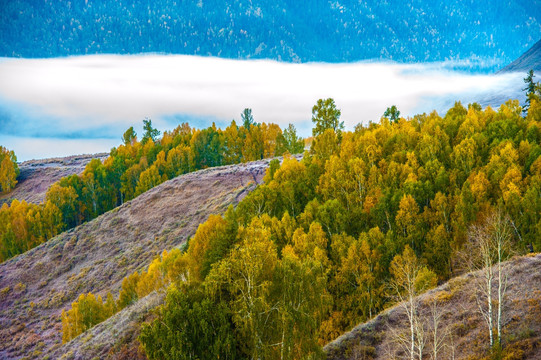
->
{"left": 0, "top": 55, "right": 524, "bottom": 160}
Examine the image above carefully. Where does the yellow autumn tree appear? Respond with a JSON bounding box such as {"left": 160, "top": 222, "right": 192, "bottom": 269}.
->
{"left": 0, "top": 146, "right": 19, "bottom": 194}
{"left": 61, "top": 292, "right": 115, "bottom": 343}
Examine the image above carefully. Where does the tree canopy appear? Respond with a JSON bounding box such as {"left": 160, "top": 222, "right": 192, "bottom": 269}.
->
{"left": 52, "top": 97, "right": 541, "bottom": 358}
{"left": 311, "top": 98, "right": 344, "bottom": 138}
{"left": 0, "top": 146, "right": 19, "bottom": 194}
{"left": 142, "top": 118, "right": 161, "bottom": 145}
{"left": 383, "top": 105, "right": 401, "bottom": 123}
{"left": 0, "top": 115, "right": 290, "bottom": 262}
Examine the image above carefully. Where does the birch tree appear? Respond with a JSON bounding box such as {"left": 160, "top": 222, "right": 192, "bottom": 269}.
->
{"left": 460, "top": 210, "right": 514, "bottom": 349}
{"left": 389, "top": 245, "right": 437, "bottom": 360}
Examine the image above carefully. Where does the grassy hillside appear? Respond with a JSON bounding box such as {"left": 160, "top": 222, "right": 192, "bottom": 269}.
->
{"left": 0, "top": 154, "right": 108, "bottom": 206}
{"left": 325, "top": 253, "right": 541, "bottom": 360}
{"left": 0, "top": 157, "right": 278, "bottom": 359}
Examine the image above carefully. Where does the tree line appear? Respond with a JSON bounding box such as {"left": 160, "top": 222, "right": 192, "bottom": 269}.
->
{"left": 61, "top": 91, "right": 541, "bottom": 358}
{"left": 0, "top": 115, "right": 304, "bottom": 262}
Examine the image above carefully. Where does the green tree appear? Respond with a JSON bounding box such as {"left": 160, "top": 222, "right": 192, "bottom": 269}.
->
{"left": 278, "top": 123, "right": 305, "bottom": 154}
{"left": 142, "top": 118, "right": 160, "bottom": 144}
{"left": 122, "top": 126, "right": 137, "bottom": 145}
{"left": 384, "top": 105, "right": 401, "bottom": 123}
{"left": 241, "top": 108, "right": 255, "bottom": 129}
{"left": 311, "top": 98, "right": 343, "bottom": 138}
{"left": 140, "top": 284, "right": 237, "bottom": 360}
{"left": 523, "top": 70, "right": 537, "bottom": 113}
{"left": 276, "top": 246, "right": 327, "bottom": 360}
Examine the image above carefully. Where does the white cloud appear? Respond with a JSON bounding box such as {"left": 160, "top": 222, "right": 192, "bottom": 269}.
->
{"left": 0, "top": 54, "right": 525, "bottom": 161}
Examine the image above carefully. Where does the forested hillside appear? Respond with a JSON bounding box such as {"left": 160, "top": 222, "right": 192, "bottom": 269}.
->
{"left": 51, "top": 93, "right": 541, "bottom": 359}
{"left": 0, "top": 116, "right": 303, "bottom": 262}
{"left": 1, "top": 0, "right": 540, "bottom": 71}
{"left": 0, "top": 157, "right": 276, "bottom": 359}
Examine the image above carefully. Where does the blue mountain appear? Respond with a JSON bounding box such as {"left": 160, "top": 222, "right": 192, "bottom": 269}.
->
{"left": 499, "top": 39, "right": 541, "bottom": 73}
{"left": 0, "top": 0, "right": 540, "bottom": 72}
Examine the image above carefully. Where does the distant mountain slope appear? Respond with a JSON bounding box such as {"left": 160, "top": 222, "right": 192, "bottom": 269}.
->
{"left": 0, "top": 153, "right": 108, "bottom": 206}
{"left": 0, "top": 158, "right": 274, "bottom": 359}
{"left": 1, "top": 1, "right": 540, "bottom": 71}
{"left": 499, "top": 39, "right": 541, "bottom": 73}
{"left": 325, "top": 254, "right": 541, "bottom": 360}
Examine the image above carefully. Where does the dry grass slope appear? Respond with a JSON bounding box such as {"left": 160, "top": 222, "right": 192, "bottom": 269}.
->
{"left": 49, "top": 291, "right": 163, "bottom": 360}
{"left": 325, "top": 253, "right": 541, "bottom": 360}
{"left": 0, "top": 158, "right": 274, "bottom": 360}
{"left": 0, "top": 153, "right": 109, "bottom": 205}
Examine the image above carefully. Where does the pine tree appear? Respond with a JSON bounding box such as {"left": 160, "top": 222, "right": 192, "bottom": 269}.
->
{"left": 522, "top": 69, "right": 540, "bottom": 113}
{"left": 142, "top": 118, "right": 160, "bottom": 144}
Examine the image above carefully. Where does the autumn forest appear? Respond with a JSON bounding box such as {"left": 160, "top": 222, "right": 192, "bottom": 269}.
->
{"left": 1, "top": 78, "right": 541, "bottom": 358}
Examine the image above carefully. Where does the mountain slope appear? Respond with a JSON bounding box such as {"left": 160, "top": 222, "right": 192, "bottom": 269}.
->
{"left": 325, "top": 254, "right": 541, "bottom": 360}
{"left": 0, "top": 153, "right": 108, "bottom": 206}
{"left": 0, "top": 158, "right": 276, "bottom": 359}
{"left": 499, "top": 39, "right": 541, "bottom": 73}
{"left": 1, "top": 1, "right": 540, "bottom": 71}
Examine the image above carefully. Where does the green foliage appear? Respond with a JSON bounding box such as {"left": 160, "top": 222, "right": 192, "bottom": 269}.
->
{"left": 383, "top": 105, "right": 401, "bottom": 123}
{"left": 122, "top": 126, "right": 137, "bottom": 145}
{"left": 311, "top": 98, "right": 344, "bottom": 138}
{"left": 142, "top": 118, "right": 160, "bottom": 145}
{"left": 140, "top": 217, "right": 327, "bottom": 360}
{"left": 241, "top": 108, "right": 255, "bottom": 129}
{"left": 142, "top": 98, "right": 538, "bottom": 357}
{"left": 54, "top": 98, "right": 541, "bottom": 356}
{"left": 522, "top": 70, "right": 541, "bottom": 113}
{"left": 140, "top": 284, "right": 237, "bottom": 360}
{"left": 278, "top": 123, "right": 305, "bottom": 154}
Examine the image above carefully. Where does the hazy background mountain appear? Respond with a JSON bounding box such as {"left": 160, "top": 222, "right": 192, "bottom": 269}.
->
{"left": 1, "top": 0, "right": 540, "bottom": 72}
{"left": 499, "top": 39, "right": 541, "bottom": 73}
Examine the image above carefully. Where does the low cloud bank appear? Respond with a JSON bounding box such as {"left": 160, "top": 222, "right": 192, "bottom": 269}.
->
{"left": 0, "top": 55, "right": 525, "bottom": 160}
